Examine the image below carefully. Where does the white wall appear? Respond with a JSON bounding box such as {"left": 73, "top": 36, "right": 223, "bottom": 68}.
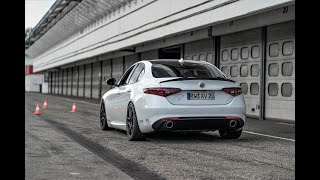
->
{"left": 25, "top": 74, "right": 44, "bottom": 92}
{"left": 30, "top": 0, "right": 294, "bottom": 72}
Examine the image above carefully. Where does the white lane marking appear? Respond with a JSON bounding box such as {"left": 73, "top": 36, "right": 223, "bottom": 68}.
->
{"left": 243, "top": 131, "right": 295, "bottom": 142}
{"left": 277, "top": 122, "right": 295, "bottom": 126}
{"left": 69, "top": 172, "right": 81, "bottom": 175}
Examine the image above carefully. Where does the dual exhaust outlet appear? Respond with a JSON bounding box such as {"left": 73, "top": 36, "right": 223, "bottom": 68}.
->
{"left": 229, "top": 120, "right": 237, "bottom": 128}
{"left": 164, "top": 119, "right": 237, "bottom": 129}
{"left": 165, "top": 121, "right": 174, "bottom": 128}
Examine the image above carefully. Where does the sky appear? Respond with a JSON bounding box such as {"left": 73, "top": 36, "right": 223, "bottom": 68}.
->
{"left": 25, "top": 0, "right": 56, "bottom": 29}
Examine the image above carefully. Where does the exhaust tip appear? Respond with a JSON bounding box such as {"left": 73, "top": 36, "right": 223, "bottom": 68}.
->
{"left": 229, "top": 120, "right": 237, "bottom": 128}
{"left": 165, "top": 121, "right": 174, "bottom": 128}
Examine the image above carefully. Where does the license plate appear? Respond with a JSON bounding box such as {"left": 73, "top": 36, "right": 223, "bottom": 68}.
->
{"left": 187, "top": 92, "right": 215, "bottom": 100}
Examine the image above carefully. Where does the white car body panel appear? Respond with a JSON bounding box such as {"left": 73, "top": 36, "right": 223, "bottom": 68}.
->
{"left": 102, "top": 60, "right": 246, "bottom": 133}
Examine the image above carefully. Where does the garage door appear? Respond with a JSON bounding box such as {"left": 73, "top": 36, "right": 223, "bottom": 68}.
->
{"left": 55, "top": 71, "right": 59, "bottom": 94}
{"left": 78, "top": 65, "right": 85, "bottom": 97}
{"left": 184, "top": 38, "right": 214, "bottom": 64}
{"left": 92, "top": 62, "right": 101, "bottom": 99}
{"left": 52, "top": 71, "right": 56, "bottom": 94}
{"left": 112, "top": 57, "right": 124, "bottom": 85}
{"left": 220, "top": 28, "right": 262, "bottom": 118}
{"left": 72, "top": 67, "right": 78, "bottom": 97}
{"left": 141, "top": 50, "right": 158, "bottom": 60}
{"left": 265, "top": 21, "right": 295, "bottom": 121}
{"left": 102, "top": 60, "right": 112, "bottom": 95}
{"left": 48, "top": 72, "right": 52, "bottom": 94}
{"left": 59, "top": 70, "right": 63, "bottom": 95}
{"left": 63, "top": 69, "right": 68, "bottom": 96}
{"left": 85, "top": 64, "right": 92, "bottom": 98}
{"left": 67, "top": 68, "right": 72, "bottom": 96}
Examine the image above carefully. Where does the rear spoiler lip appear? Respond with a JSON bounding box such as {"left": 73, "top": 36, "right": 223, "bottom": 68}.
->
{"left": 159, "top": 77, "right": 235, "bottom": 83}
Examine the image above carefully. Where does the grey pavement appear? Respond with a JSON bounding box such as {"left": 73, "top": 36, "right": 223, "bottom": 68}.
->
{"left": 25, "top": 93, "right": 295, "bottom": 179}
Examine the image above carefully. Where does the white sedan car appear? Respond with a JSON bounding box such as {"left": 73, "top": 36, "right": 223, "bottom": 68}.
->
{"left": 100, "top": 59, "right": 246, "bottom": 141}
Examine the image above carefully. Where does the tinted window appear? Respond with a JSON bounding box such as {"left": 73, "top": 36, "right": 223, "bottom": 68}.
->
{"left": 151, "top": 61, "right": 224, "bottom": 78}
{"left": 118, "top": 65, "right": 136, "bottom": 86}
{"left": 128, "top": 63, "right": 145, "bottom": 84}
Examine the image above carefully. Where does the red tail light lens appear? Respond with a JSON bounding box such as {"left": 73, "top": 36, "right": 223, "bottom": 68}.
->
{"left": 144, "top": 88, "right": 181, "bottom": 97}
{"left": 222, "top": 87, "right": 242, "bottom": 96}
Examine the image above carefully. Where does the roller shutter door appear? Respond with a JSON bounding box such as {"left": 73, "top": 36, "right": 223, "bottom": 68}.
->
{"left": 112, "top": 57, "right": 124, "bottom": 85}
{"left": 265, "top": 21, "right": 295, "bottom": 121}
{"left": 59, "top": 70, "right": 63, "bottom": 95}
{"left": 67, "top": 68, "right": 72, "bottom": 96}
{"left": 184, "top": 38, "right": 214, "bottom": 64}
{"left": 92, "top": 62, "right": 101, "bottom": 99}
{"left": 102, "top": 60, "right": 112, "bottom": 95}
{"left": 85, "top": 64, "right": 92, "bottom": 98}
{"left": 141, "top": 50, "right": 158, "bottom": 60}
{"left": 63, "top": 69, "right": 68, "bottom": 96}
{"left": 53, "top": 71, "right": 57, "bottom": 94}
{"left": 55, "top": 71, "right": 59, "bottom": 94}
{"left": 72, "top": 67, "right": 78, "bottom": 96}
{"left": 78, "top": 65, "right": 85, "bottom": 97}
{"left": 220, "top": 28, "right": 262, "bottom": 118}
{"left": 48, "top": 72, "right": 52, "bottom": 94}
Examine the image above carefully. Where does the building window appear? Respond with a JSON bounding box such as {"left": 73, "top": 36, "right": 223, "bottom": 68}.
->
{"left": 221, "top": 66, "right": 228, "bottom": 77}
{"left": 192, "top": 55, "right": 198, "bottom": 60}
{"left": 231, "top": 48, "right": 239, "bottom": 60}
{"left": 240, "top": 83, "right": 248, "bottom": 95}
{"left": 269, "top": 43, "right": 279, "bottom": 57}
{"left": 281, "top": 83, "right": 293, "bottom": 97}
{"left": 230, "top": 66, "right": 238, "bottom": 77}
{"left": 199, "top": 54, "right": 205, "bottom": 61}
{"left": 240, "top": 65, "right": 248, "bottom": 77}
{"left": 251, "top": 64, "right": 259, "bottom": 77}
{"left": 268, "top": 83, "right": 278, "bottom": 96}
{"left": 282, "top": 41, "right": 294, "bottom": 56}
{"left": 241, "top": 47, "right": 249, "bottom": 60}
{"left": 251, "top": 45, "right": 260, "bottom": 58}
{"left": 282, "top": 62, "right": 293, "bottom": 76}
{"left": 221, "top": 50, "right": 229, "bottom": 61}
{"left": 268, "top": 63, "right": 279, "bottom": 77}
{"left": 250, "top": 83, "right": 259, "bottom": 95}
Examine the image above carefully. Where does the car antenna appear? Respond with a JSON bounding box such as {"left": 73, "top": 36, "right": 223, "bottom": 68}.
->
{"left": 179, "top": 58, "right": 184, "bottom": 65}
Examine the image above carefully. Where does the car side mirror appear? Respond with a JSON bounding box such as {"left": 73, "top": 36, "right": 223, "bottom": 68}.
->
{"left": 106, "top": 78, "right": 117, "bottom": 86}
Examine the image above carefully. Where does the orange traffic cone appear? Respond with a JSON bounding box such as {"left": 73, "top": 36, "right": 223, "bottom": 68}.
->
{"left": 71, "top": 102, "right": 77, "bottom": 112}
{"left": 43, "top": 100, "right": 48, "bottom": 109}
{"left": 34, "top": 104, "right": 41, "bottom": 115}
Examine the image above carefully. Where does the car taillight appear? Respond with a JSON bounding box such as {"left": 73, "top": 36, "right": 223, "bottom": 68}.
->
{"left": 143, "top": 88, "right": 181, "bottom": 97}
{"left": 222, "top": 87, "right": 242, "bottom": 96}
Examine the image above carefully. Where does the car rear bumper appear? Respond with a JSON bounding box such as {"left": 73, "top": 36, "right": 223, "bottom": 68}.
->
{"left": 152, "top": 117, "right": 244, "bottom": 131}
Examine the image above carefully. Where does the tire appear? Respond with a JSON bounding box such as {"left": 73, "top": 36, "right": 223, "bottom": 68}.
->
{"left": 219, "top": 129, "right": 242, "bottom": 139}
{"left": 100, "top": 101, "right": 111, "bottom": 131}
{"left": 126, "top": 103, "right": 146, "bottom": 141}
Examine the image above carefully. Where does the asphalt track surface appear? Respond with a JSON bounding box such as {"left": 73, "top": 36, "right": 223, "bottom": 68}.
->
{"left": 25, "top": 93, "right": 295, "bottom": 179}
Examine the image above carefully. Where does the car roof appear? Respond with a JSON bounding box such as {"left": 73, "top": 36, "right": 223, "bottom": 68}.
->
{"left": 146, "top": 59, "right": 207, "bottom": 64}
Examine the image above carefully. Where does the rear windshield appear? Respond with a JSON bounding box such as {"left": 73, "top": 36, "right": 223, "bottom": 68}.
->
{"left": 151, "top": 61, "right": 225, "bottom": 78}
